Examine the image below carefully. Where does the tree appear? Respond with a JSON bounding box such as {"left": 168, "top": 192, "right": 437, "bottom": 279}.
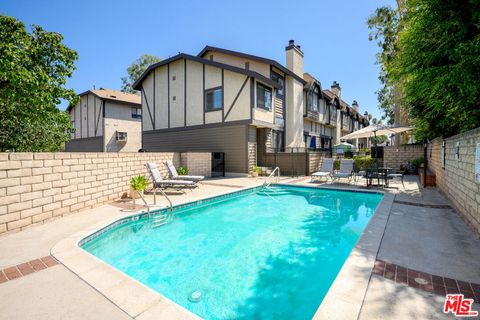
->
{"left": 121, "top": 54, "right": 161, "bottom": 93}
{"left": 0, "top": 15, "right": 79, "bottom": 152}
{"left": 369, "top": 0, "right": 480, "bottom": 140}
{"left": 367, "top": 6, "right": 401, "bottom": 125}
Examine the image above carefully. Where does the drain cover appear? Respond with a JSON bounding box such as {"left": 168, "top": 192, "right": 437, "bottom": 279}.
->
{"left": 189, "top": 290, "right": 202, "bottom": 302}
{"left": 414, "top": 277, "right": 429, "bottom": 285}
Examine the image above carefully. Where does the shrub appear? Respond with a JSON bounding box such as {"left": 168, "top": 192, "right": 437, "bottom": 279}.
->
{"left": 177, "top": 166, "right": 189, "bottom": 175}
{"left": 411, "top": 157, "right": 425, "bottom": 167}
{"left": 130, "top": 175, "right": 148, "bottom": 192}
{"left": 353, "top": 156, "right": 377, "bottom": 171}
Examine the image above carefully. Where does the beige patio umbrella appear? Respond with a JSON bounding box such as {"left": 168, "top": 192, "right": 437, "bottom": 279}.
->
{"left": 341, "top": 124, "right": 414, "bottom": 170}
{"left": 341, "top": 124, "right": 413, "bottom": 140}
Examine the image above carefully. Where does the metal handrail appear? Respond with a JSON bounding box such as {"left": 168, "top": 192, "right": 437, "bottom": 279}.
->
{"left": 158, "top": 188, "right": 174, "bottom": 214}
{"left": 263, "top": 166, "right": 280, "bottom": 187}
{"left": 136, "top": 190, "right": 150, "bottom": 216}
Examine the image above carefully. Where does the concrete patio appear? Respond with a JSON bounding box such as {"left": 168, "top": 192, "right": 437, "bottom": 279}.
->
{"left": 0, "top": 175, "right": 478, "bottom": 319}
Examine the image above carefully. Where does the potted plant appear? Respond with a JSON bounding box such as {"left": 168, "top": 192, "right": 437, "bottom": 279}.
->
{"left": 129, "top": 175, "right": 148, "bottom": 209}
{"left": 251, "top": 165, "right": 261, "bottom": 177}
{"left": 177, "top": 166, "right": 189, "bottom": 175}
{"left": 411, "top": 157, "right": 425, "bottom": 174}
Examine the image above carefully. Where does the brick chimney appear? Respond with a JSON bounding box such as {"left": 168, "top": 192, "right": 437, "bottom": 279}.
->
{"left": 285, "top": 40, "right": 304, "bottom": 77}
{"left": 331, "top": 81, "right": 341, "bottom": 98}
{"left": 284, "top": 40, "right": 305, "bottom": 148}
{"left": 352, "top": 100, "right": 359, "bottom": 112}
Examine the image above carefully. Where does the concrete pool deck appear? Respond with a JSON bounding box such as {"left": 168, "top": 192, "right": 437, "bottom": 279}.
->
{"left": 0, "top": 175, "right": 479, "bottom": 319}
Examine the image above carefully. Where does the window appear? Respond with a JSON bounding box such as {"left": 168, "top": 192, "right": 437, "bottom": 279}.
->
{"left": 271, "top": 72, "right": 284, "bottom": 98}
{"left": 256, "top": 83, "right": 272, "bottom": 110}
{"left": 272, "top": 130, "right": 284, "bottom": 151}
{"left": 310, "top": 87, "right": 319, "bottom": 112}
{"left": 205, "top": 88, "right": 223, "bottom": 111}
{"left": 131, "top": 107, "right": 142, "bottom": 119}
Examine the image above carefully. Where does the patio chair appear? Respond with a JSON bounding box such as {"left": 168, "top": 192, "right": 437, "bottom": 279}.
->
{"left": 387, "top": 168, "right": 406, "bottom": 188}
{"left": 146, "top": 163, "right": 196, "bottom": 193}
{"left": 311, "top": 158, "right": 334, "bottom": 182}
{"left": 333, "top": 159, "right": 354, "bottom": 183}
{"left": 165, "top": 160, "right": 204, "bottom": 183}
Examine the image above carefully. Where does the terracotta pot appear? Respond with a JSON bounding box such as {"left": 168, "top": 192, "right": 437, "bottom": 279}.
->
{"left": 129, "top": 188, "right": 143, "bottom": 199}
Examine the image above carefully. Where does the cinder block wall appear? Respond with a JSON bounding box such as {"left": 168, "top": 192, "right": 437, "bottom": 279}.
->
{"left": 384, "top": 144, "right": 424, "bottom": 169}
{"left": 0, "top": 152, "right": 213, "bottom": 234}
{"left": 428, "top": 128, "right": 480, "bottom": 236}
{"left": 179, "top": 152, "right": 212, "bottom": 177}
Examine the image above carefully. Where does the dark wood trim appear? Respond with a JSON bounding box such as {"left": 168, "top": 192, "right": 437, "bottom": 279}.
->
{"left": 250, "top": 77, "right": 254, "bottom": 120}
{"left": 141, "top": 86, "right": 154, "bottom": 128}
{"left": 132, "top": 53, "right": 282, "bottom": 90}
{"left": 184, "top": 59, "right": 187, "bottom": 127}
{"left": 73, "top": 105, "right": 76, "bottom": 138}
{"left": 224, "top": 75, "right": 249, "bottom": 121}
{"left": 153, "top": 68, "right": 156, "bottom": 130}
{"left": 95, "top": 98, "right": 102, "bottom": 136}
{"left": 167, "top": 64, "right": 170, "bottom": 129}
{"left": 80, "top": 96, "right": 83, "bottom": 138}
{"left": 221, "top": 69, "right": 224, "bottom": 123}
{"left": 143, "top": 119, "right": 251, "bottom": 134}
{"left": 102, "top": 100, "right": 106, "bottom": 118}
{"left": 197, "top": 46, "right": 306, "bottom": 84}
{"left": 202, "top": 64, "right": 205, "bottom": 125}
{"left": 93, "top": 96, "right": 96, "bottom": 136}
{"left": 86, "top": 94, "right": 89, "bottom": 137}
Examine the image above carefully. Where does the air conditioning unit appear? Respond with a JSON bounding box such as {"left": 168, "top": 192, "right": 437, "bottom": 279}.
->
{"left": 116, "top": 131, "right": 127, "bottom": 142}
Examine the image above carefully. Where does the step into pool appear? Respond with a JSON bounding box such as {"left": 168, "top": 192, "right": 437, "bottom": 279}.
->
{"left": 82, "top": 185, "right": 382, "bottom": 320}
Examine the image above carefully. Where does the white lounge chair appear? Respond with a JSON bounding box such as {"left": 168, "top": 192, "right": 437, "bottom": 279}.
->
{"left": 146, "top": 163, "right": 196, "bottom": 193}
{"left": 311, "top": 158, "right": 334, "bottom": 182}
{"left": 333, "top": 159, "right": 354, "bottom": 182}
{"left": 165, "top": 160, "right": 204, "bottom": 183}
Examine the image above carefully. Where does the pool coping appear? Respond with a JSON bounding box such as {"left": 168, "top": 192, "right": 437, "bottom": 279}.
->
{"left": 51, "top": 183, "right": 393, "bottom": 320}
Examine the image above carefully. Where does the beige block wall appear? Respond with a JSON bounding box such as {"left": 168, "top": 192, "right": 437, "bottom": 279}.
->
{"left": 179, "top": 152, "right": 212, "bottom": 177}
{"left": 428, "top": 128, "right": 480, "bottom": 236}
{"left": 0, "top": 152, "right": 207, "bottom": 234}
{"left": 384, "top": 144, "right": 424, "bottom": 169}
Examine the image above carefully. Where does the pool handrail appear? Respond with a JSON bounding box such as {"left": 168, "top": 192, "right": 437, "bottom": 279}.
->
{"left": 263, "top": 167, "right": 280, "bottom": 188}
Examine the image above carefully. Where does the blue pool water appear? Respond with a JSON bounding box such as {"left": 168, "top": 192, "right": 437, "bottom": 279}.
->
{"left": 82, "top": 185, "right": 382, "bottom": 320}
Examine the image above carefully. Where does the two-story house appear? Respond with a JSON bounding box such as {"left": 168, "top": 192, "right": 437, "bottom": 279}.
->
{"left": 133, "top": 41, "right": 369, "bottom": 174}
{"left": 65, "top": 88, "right": 142, "bottom": 152}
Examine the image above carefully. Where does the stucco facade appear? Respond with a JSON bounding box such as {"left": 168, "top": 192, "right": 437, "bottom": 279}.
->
{"left": 65, "top": 89, "right": 142, "bottom": 152}
{"left": 134, "top": 41, "right": 370, "bottom": 173}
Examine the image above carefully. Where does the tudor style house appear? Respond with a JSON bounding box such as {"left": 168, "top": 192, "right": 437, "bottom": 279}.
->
{"left": 133, "top": 41, "right": 369, "bottom": 174}
{"left": 65, "top": 88, "right": 142, "bottom": 152}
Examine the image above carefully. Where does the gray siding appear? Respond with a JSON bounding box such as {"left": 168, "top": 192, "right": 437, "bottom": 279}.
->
{"left": 143, "top": 125, "right": 248, "bottom": 173}
{"left": 65, "top": 136, "right": 104, "bottom": 152}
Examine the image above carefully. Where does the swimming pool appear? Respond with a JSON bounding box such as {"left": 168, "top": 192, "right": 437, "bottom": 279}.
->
{"left": 82, "top": 185, "right": 382, "bottom": 320}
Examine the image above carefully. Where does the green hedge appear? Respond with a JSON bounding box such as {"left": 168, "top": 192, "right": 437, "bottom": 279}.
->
{"left": 333, "top": 156, "right": 381, "bottom": 171}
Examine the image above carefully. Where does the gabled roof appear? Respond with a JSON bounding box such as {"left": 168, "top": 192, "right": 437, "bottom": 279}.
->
{"left": 132, "top": 53, "right": 280, "bottom": 91}
{"left": 67, "top": 88, "right": 140, "bottom": 111}
{"left": 322, "top": 89, "right": 337, "bottom": 102}
{"left": 303, "top": 73, "right": 323, "bottom": 91}
{"left": 198, "top": 45, "right": 306, "bottom": 84}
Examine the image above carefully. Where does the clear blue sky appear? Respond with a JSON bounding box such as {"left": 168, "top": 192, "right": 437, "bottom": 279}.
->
{"left": 2, "top": 0, "right": 396, "bottom": 119}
